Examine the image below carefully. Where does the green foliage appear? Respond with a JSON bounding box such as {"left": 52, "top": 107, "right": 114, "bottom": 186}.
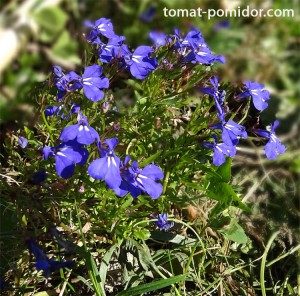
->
{"left": 0, "top": 0, "right": 299, "bottom": 295}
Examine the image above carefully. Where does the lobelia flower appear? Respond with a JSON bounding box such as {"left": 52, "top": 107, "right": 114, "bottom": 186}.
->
{"left": 97, "top": 35, "right": 126, "bottom": 63}
{"left": 18, "top": 136, "right": 28, "bottom": 148}
{"left": 114, "top": 160, "right": 164, "bottom": 199}
{"left": 253, "top": 120, "right": 286, "bottom": 159}
{"left": 85, "top": 18, "right": 116, "bottom": 41}
{"left": 212, "top": 119, "right": 248, "bottom": 146}
{"left": 67, "top": 65, "right": 109, "bottom": 102}
{"left": 60, "top": 113, "right": 100, "bottom": 145}
{"left": 45, "top": 104, "right": 80, "bottom": 120}
{"left": 238, "top": 81, "right": 270, "bottom": 111}
{"left": 122, "top": 46, "right": 158, "bottom": 79}
{"left": 184, "top": 43, "right": 225, "bottom": 65}
{"left": 202, "top": 135, "right": 236, "bottom": 166}
{"left": 173, "top": 29, "right": 225, "bottom": 65}
{"left": 201, "top": 76, "right": 226, "bottom": 121}
{"left": 0, "top": 278, "right": 5, "bottom": 291}
{"left": 140, "top": 6, "right": 156, "bottom": 22}
{"left": 213, "top": 20, "right": 230, "bottom": 32}
{"left": 149, "top": 31, "right": 170, "bottom": 47}
{"left": 88, "top": 138, "right": 122, "bottom": 189}
{"left": 53, "top": 66, "right": 71, "bottom": 100}
{"left": 43, "top": 141, "right": 89, "bottom": 179}
{"left": 30, "top": 169, "right": 47, "bottom": 185}
{"left": 44, "top": 105, "right": 63, "bottom": 117}
{"left": 26, "top": 239, "right": 74, "bottom": 278}
{"left": 155, "top": 213, "right": 174, "bottom": 231}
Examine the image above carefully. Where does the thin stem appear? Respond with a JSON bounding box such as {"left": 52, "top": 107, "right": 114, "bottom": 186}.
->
{"left": 41, "top": 110, "right": 55, "bottom": 144}
{"left": 260, "top": 231, "right": 280, "bottom": 296}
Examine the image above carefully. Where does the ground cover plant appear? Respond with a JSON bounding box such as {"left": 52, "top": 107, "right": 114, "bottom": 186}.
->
{"left": 0, "top": 3, "right": 299, "bottom": 295}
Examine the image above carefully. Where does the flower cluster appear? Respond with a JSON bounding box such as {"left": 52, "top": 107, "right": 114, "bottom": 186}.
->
{"left": 21, "top": 16, "right": 287, "bottom": 280}
{"left": 202, "top": 76, "right": 285, "bottom": 166}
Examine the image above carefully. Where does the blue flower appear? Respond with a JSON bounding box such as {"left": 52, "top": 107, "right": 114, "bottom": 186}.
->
{"left": 156, "top": 213, "right": 174, "bottom": 231}
{"left": 67, "top": 65, "right": 109, "bottom": 102}
{"left": 212, "top": 119, "right": 247, "bottom": 146}
{"left": 52, "top": 66, "right": 70, "bottom": 100}
{"left": 202, "top": 135, "right": 236, "bottom": 166}
{"left": 253, "top": 120, "right": 286, "bottom": 159}
{"left": 201, "top": 76, "right": 226, "bottom": 121}
{"left": 239, "top": 81, "right": 270, "bottom": 111}
{"left": 149, "top": 31, "right": 169, "bottom": 47}
{"left": 140, "top": 7, "right": 156, "bottom": 22}
{"left": 26, "top": 239, "right": 74, "bottom": 278}
{"left": 88, "top": 138, "right": 122, "bottom": 189}
{"left": 18, "top": 136, "right": 28, "bottom": 148}
{"left": 30, "top": 170, "right": 47, "bottom": 184}
{"left": 43, "top": 141, "right": 89, "bottom": 179}
{"left": 44, "top": 105, "right": 62, "bottom": 117}
{"left": 122, "top": 46, "right": 158, "bottom": 79}
{"left": 85, "top": 18, "right": 116, "bottom": 41}
{"left": 0, "top": 278, "right": 5, "bottom": 291}
{"left": 173, "top": 29, "right": 225, "bottom": 65}
{"left": 60, "top": 113, "right": 100, "bottom": 145}
{"left": 213, "top": 20, "right": 230, "bottom": 32}
{"left": 97, "top": 35, "right": 126, "bottom": 63}
{"left": 184, "top": 45, "right": 225, "bottom": 65}
{"left": 115, "top": 160, "right": 164, "bottom": 199}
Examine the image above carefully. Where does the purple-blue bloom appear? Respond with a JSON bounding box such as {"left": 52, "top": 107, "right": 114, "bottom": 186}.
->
{"left": 18, "top": 136, "right": 28, "bottom": 148}
{"left": 52, "top": 66, "right": 70, "bottom": 100}
{"left": 213, "top": 20, "right": 230, "bottom": 31}
{"left": 140, "top": 7, "right": 156, "bottom": 22}
{"left": 45, "top": 104, "right": 80, "bottom": 120}
{"left": 67, "top": 65, "right": 109, "bottom": 102}
{"left": 212, "top": 119, "right": 247, "bottom": 146}
{"left": 97, "top": 35, "right": 126, "bottom": 63}
{"left": 115, "top": 160, "right": 164, "bottom": 199}
{"left": 60, "top": 113, "right": 100, "bottom": 145}
{"left": 122, "top": 46, "right": 158, "bottom": 79}
{"left": 239, "top": 81, "right": 270, "bottom": 111}
{"left": 43, "top": 141, "right": 89, "bottom": 179}
{"left": 45, "top": 105, "right": 61, "bottom": 117}
{"left": 253, "top": 120, "right": 286, "bottom": 159}
{"left": 201, "top": 76, "right": 226, "bottom": 121}
{"left": 88, "top": 138, "right": 122, "bottom": 189}
{"left": 85, "top": 18, "right": 116, "bottom": 41}
{"left": 30, "top": 170, "right": 47, "bottom": 185}
{"left": 0, "top": 278, "right": 5, "bottom": 291}
{"left": 156, "top": 213, "right": 174, "bottom": 231}
{"left": 173, "top": 29, "right": 225, "bottom": 65}
{"left": 26, "top": 239, "right": 74, "bottom": 278}
{"left": 149, "top": 31, "right": 169, "bottom": 47}
{"left": 202, "top": 135, "right": 236, "bottom": 166}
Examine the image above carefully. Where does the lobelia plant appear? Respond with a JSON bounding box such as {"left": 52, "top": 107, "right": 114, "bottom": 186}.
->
{"left": 10, "top": 16, "right": 286, "bottom": 295}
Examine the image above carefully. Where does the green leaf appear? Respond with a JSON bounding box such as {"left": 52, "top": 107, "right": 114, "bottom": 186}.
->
{"left": 219, "top": 219, "right": 248, "bottom": 244}
{"left": 99, "top": 243, "right": 119, "bottom": 287}
{"left": 32, "top": 7, "right": 68, "bottom": 42}
{"left": 116, "top": 275, "right": 185, "bottom": 296}
{"left": 150, "top": 231, "right": 196, "bottom": 246}
{"left": 139, "top": 150, "right": 162, "bottom": 167}
{"left": 119, "top": 195, "right": 133, "bottom": 211}
{"left": 133, "top": 229, "right": 151, "bottom": 241}
{"left": 207, "top": 181, "right": 250, "bottom": 212}
{"left": 216, "top": 158, "right": 231, "bottom": 182}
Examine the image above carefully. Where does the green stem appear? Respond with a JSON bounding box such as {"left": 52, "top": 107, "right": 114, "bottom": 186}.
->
{"left": 266, "top": 244, "right": 300, "bottom": 267}
{"left": 41, "top": 110, "right": 54, "bottom": 144}
{"left": 162, "top": 170, "right": 170, "bottom": 195}
{"left": 260, "top": 231, "right": 280, "bottom": 296}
